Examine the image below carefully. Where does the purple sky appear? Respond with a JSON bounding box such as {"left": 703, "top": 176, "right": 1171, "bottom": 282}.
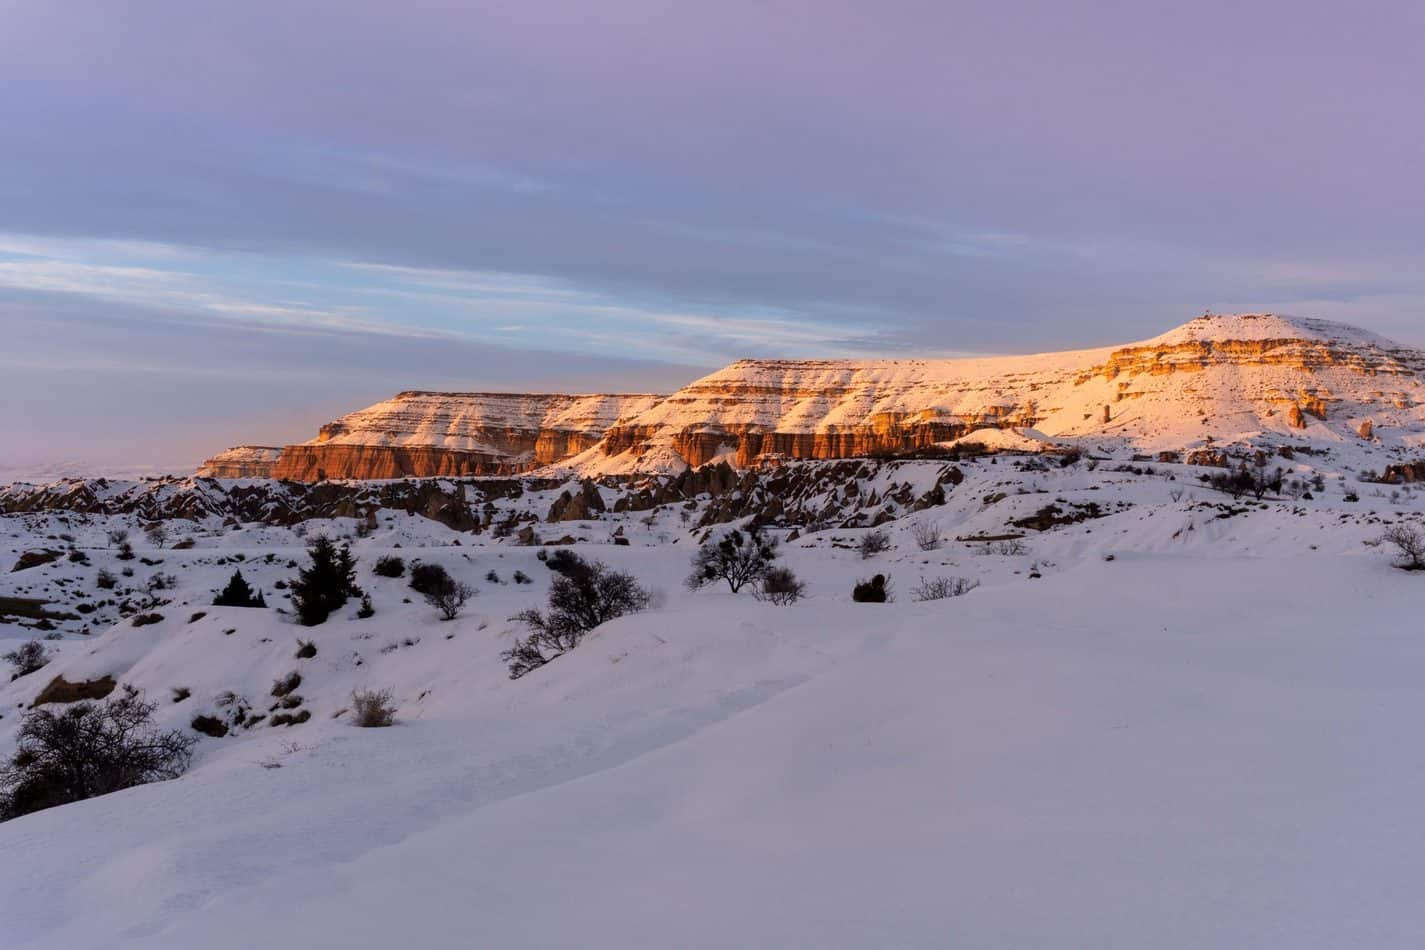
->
{"left": 4, "top": 1, "right": 1425, "bottom": 469}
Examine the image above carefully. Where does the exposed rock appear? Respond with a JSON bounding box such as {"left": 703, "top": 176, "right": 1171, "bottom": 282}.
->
{"left": 268, "top": 392, "right": 663, "bottom": 481}
{"left": 1012, "top": 502, "right": 1107, "bottom": 532}
{"left": 196, "top": 446, "right": 282, "bottom": 478}
{"left": 33, "top": 674, "right": 118, "bottom": 706}
{"left": 1358, "top": 418, "right": 1374, "bottom": 440}
{"left": 0, "top": 474, "right": 558, "bottom": 529}
{"left": 1382, "top": 461, "right": 1425, "bottom": 483}
{"left": 1186, "top": 449, "right": 1229, "bottom": 468}
{"left": 1300, "top": 393, "right": 1330, "bottom": 421}
{"left": 1287, "top": 404, "right": 1306, "bottom": 429}
{"left": 12, "top": 549, "right": 62, "bottom": 572}
{"left": 547, "top": 480, "right": 607, "bottom": 522}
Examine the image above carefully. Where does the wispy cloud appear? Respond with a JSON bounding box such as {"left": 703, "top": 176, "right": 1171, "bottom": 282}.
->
{"left": 0, "top": 233, "right": 902, "bottom": 365}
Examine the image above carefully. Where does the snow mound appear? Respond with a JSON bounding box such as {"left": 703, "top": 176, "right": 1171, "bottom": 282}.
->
{"left": 1138, "top": 312, "right": 1402, "bottom": 348}
{"left": 943, "top": 427, "right": 1060, "bottom": 452}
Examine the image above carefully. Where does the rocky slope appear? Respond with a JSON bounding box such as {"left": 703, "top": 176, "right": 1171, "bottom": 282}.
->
{"left": 197, "top": 315, "right": 1425, "bottom": 480}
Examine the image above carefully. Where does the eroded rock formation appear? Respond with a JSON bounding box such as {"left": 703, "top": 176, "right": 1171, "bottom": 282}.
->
{"left": 196, "top": 446, "right": 282, "bottom": 478}
{"left": 213, "top": 392, "right": 665, "bottom": 481}
{"left": 196, "top": 314, "right": 1425, "bottom": 481}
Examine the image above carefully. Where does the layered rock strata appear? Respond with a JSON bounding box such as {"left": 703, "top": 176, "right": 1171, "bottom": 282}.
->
{"left": 197, "top": 314, "right": 1425, "bottom": 480}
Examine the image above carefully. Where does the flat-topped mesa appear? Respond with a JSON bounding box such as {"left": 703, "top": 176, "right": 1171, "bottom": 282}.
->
{"left": 197, "top": 314, "right": 1425, "bottom": 481}
{"left": 196, "top": 446, "right": 283, "bottom": 479}
{"left": 574, "top": 314, "right": 1425, "bottom": 473}
{"left": 266, "top": 391, "right": 665, "bottom": 481}
{"left": 1092, "top": 313, "right": 1425, "bottom": 380}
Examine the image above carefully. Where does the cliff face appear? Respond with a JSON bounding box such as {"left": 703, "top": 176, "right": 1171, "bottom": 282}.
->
{"left": 196, "top": 446, "right": 283, "bottom": 479}
{"left": 260, "top": 392, "right": 663, "bottom": 481}
{"left": 576, "top": 314, "right": 1425, "bottom": 474}
{"left": 269, "top": 444, "right": 523, "bottom": 481}
{"left": 197, "top": 315, "right": 1425, "bottom": 481}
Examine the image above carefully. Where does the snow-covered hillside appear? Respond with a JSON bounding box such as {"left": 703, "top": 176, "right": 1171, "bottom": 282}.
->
{"left": 3, "top": 451, "right": 1425, "bottom": 947}
{"left": 575, "top": 313, "right": 1425, "bottom": 473}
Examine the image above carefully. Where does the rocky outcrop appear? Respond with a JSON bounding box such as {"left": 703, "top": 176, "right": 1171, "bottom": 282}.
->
{"left": 547, "top": 480, "right": 607, "bottom": 522}
{"left": 2, "top": 457, "right": 964, "bottom": 535}
{"left": 1382, "top": 461, "right": 1425, "bottom": 483}
{"left": 0, "top": 475, "right": 557, "bottom": 528}
{"left": 1185, "top": 449, "right": 1229, "bottom": 467}
{"left": 197, "top": 446, "right": 282, "bottom": 478}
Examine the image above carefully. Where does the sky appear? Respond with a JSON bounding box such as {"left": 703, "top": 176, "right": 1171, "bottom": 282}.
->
{"left": 4, "top": 0, "right": 1425, "bottom": 470}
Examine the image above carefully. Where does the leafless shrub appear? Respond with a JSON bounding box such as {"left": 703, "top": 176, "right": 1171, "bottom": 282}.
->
{"left": 4, "top": 640, "right": 51, "bottom": 679}
{"left": 425, "top": 580, "right": 474, "bottom": 621}
{"left": 752, "top": 566, "right": 805, "bottom": 605}
{"left": 976, "top": 539, "right": 1028, "bottom": 557}
{"left": 351, "top": 687, "right": 396, "bottom": 727}
{"left": 910, "top": 520, "right": 942, "bottom": 551}
{"left": 1379, "top": 524, "right": 1425, "bottom": 571}
{"left": 911, "top": 576, "right": 980, "bottom": 602}
{"left": 858, "top": 529, "right": 891, "bottom": 559}
{"left": 0, "top": 686, "right": 195, "bottom": 821}
{"left": 504, "top": 553, "right": 650, "bottom": 678}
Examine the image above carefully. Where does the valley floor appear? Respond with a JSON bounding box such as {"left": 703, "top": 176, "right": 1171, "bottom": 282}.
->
{"left": 2, "top": 554, "right": 1423, "bottom": 947}
{"left": 1, "top": 461, "right": 1423, "bottom": 947}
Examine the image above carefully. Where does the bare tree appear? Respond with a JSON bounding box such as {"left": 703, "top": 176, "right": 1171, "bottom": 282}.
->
{"left": 426, "top": 580, "right": 474, "bottom": 620}
{"left": 0, "top": 687, "right": 195, "bottom": 821}
{"left": 687, "top": 525, "right": 780, "bottom": 593}
{"left": 144, "top": 522, "right": 168, "bottom": 548}
{"left": 752, "top": 566, "right": 805, "bottom": 605}
{"left": 910, "top": 520, "right": 942, "bottom": 552}
{"left": 506, "top": 553, "right": 650, "bottom": 678}
{"left": 3, "top": 640, "right": 51, "bottom": 678}
{"left": 1379, "top": 524, "right": 1425, "bottom": 571}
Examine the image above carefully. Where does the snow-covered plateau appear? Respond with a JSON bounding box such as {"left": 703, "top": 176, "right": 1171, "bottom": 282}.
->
{"left": 3, "top": 442, "right": 1425, "bottom": 947}
{"left": 197, "top": 313, "right": 1425, "bottom": 481}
